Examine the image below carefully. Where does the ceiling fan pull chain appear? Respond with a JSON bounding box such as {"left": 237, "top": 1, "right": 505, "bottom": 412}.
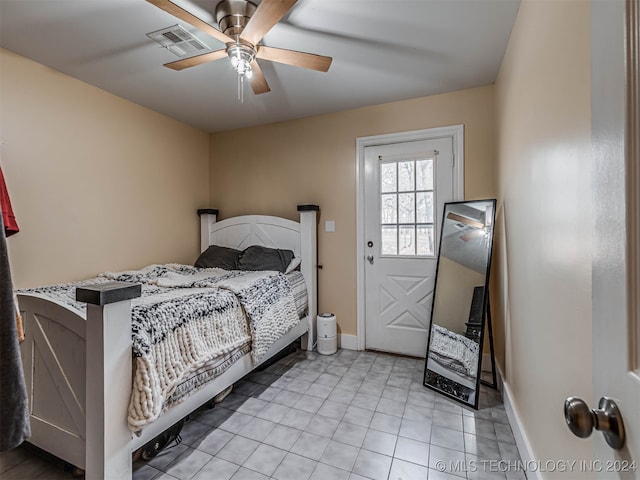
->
{"left": 237, "top": 72, "right": 245, "bottom": 103}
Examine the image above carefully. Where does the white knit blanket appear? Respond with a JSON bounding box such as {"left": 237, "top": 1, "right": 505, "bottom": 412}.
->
{"left": 155, "top": 268, "right": 300, "bottom": 364}
{"left": 125, "top": 286, "right": 249, "bottom": 431}
{"left": 429, "top": 324, "right": 479, "bottom": 377}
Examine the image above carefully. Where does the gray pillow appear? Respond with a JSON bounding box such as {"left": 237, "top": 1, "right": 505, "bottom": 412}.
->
{"left": 238, "top": 245, "right": 295, "bottom": 273}
{"left": 195, "top": 245, "right": 241, "bottom": 270}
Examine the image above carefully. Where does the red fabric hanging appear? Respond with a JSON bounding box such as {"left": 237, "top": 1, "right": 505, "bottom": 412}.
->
{"left": 0, "top": 167, "right": 19, "bottom": 237}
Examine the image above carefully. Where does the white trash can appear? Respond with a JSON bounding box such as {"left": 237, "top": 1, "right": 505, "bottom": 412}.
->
{"left": 317, "top": 313, "right": 337, "bottom": 355}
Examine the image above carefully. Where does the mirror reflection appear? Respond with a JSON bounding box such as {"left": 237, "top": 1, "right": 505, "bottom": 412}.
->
{"left": 424, "top": 199, "right": 496, "bottom": 408}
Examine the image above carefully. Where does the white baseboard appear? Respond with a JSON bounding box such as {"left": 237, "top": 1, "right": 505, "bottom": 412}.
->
{"left": 502, "top": 380, "right": 541, "bottom": 480}
{"left": 338, "top": 334, "right": 359, "bottom": 350}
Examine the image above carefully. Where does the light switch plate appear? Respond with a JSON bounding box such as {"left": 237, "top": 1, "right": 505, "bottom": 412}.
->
{"left": 325, "top": 220, "right": 335, "bottom": 232}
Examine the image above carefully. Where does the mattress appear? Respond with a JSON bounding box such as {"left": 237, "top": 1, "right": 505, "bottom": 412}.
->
{"left": 285, "top": 270, "right": 308, "bottom": 318}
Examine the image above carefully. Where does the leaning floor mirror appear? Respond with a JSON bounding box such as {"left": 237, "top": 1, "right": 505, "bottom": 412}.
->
{"left": 424, "top": 199, "right": 496, "bottom": 408}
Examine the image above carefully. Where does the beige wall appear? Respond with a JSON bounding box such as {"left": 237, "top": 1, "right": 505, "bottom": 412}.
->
{"left": 1, "top": 49, "right": 210, "bottom": 288}
{"left": 494, "top": 0, "right": 593, "bottom": 471}
{"left": 434, "top": 256, "right": 486, "bottom": 334}
{"left": 210, "top": 86, "right": 496, "bottom": 336}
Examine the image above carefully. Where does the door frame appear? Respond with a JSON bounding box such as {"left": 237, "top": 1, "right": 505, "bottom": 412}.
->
{"left": 355, "top": 125, "right": 465, "bottom": 351}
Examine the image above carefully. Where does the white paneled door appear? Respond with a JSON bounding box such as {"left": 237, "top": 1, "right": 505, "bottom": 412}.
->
{"left": 589, "top": 0, "right": 639, "bottom": 470}
{"left": 363, "top": 138, "right": 455, "bottom": 357}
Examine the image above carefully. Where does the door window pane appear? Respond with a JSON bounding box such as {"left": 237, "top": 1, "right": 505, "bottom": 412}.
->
{"left": 416, "top": 159, "right": 433, "bottom": 190}
{"left": 381, "top": 163, "right": 396, "bottom": 193}
{"left": 416, "top": 192, "right": 434, "bottom": 223}
{"left": 398, "top": 161, "right": 414, "bottom": 192}
{"left": 381, "top": 226, "right": 397, "bottom": 255}
{"left": 398, "top": 193, "right": 415, "bottom": 223}
{"left": 399, "top": 226, "right": 415, "bottom": 255}
{"left": 381, "top": 194, "right": 397, "bottom": 224}
{"left": 417, "top": 225, "right": 435, "bottom": 256}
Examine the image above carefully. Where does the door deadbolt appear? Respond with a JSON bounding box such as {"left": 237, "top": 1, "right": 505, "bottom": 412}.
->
{"left": 564, "top": 396, "right": 625, "bottom": 450}
{"left": 367, "top": 241, "right": 373, "bottom": 248}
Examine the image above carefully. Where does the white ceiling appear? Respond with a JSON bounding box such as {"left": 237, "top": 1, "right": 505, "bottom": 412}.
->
{"left": 0, "top": 0, "right": 520, "bottom": 133}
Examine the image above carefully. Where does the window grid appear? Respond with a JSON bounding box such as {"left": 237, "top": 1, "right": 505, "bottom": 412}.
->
{"left": 380, "top": 157, "right": 436, "bottom": 257}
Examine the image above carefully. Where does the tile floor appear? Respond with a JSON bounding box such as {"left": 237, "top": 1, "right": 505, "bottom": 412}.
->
{"left": 0, "top": 348, "right": 525, "bottom": 480}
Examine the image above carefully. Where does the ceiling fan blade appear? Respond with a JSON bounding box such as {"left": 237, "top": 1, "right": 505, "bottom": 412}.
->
{"left": 240, "top": 0, "right": 298, "bottom": 46}
{"left": 447, "top": 212, "right": 485, "bottom": 229}
{"left": 146, "top": 0, "right": 234, "bottom": 45}
{"left": 257, "top": 46, "right": 332, "bottom": 72}
{"left": 249, "top": 61, "right": 270, "bottom": 94}
{"left": 164, "top": 49, "right": 228, "bottom": 71}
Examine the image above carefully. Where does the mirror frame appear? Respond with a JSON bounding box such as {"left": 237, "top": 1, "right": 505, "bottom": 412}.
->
{"left": 423, "top": 198, "right": 497, "bottom": 409}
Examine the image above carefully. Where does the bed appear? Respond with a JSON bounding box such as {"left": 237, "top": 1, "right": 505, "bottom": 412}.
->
{"left": 16, "top": 205, "right": 319, "bottom": 479}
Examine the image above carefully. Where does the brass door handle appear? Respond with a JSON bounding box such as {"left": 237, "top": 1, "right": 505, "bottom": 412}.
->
{"left": 564, "top": 396, "right": 625, "bottom": 450}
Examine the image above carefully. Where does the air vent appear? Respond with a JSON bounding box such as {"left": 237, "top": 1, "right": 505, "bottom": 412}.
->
{"left": 146, "top": 25, "right": 211, "bottom": 58}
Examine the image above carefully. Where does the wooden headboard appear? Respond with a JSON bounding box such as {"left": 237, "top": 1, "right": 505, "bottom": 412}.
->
{"left": 205, "top": 215, "right": 302, "bottom": 256}
{"left": 197, "top": 205, "right": 319, "bottom": 350}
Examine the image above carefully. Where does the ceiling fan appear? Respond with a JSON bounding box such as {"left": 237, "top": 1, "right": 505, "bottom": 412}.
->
{"left": 146, "top": 0, "right": 333, "bottom": 96}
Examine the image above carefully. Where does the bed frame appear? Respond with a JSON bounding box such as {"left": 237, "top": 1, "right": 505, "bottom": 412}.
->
{"left": 17, "top": 205, "right": 319, "bottom": 479}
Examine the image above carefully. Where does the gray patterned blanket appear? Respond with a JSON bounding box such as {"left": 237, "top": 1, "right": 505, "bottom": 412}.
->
{"left": 18, "top": 264, "right": 300, "bottom": 432}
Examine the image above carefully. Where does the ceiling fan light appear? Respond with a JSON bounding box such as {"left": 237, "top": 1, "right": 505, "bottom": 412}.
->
{"left": 227, "top": 43, "right": 256, "bottom": 77}
{"left": 236, "top": 60, "right": 248, "bottom": 75}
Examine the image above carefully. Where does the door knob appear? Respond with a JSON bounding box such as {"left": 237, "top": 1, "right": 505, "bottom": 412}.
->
{"left": 564, "top": 396, "right": 625, "bottom": 450}
{"left": 366, "top": 255, "right": 374, "bottom": 265}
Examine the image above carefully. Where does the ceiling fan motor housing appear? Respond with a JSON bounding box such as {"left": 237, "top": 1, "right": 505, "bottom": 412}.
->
{"left": 215, "top": 0, "right": 257, "bottom": 40}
